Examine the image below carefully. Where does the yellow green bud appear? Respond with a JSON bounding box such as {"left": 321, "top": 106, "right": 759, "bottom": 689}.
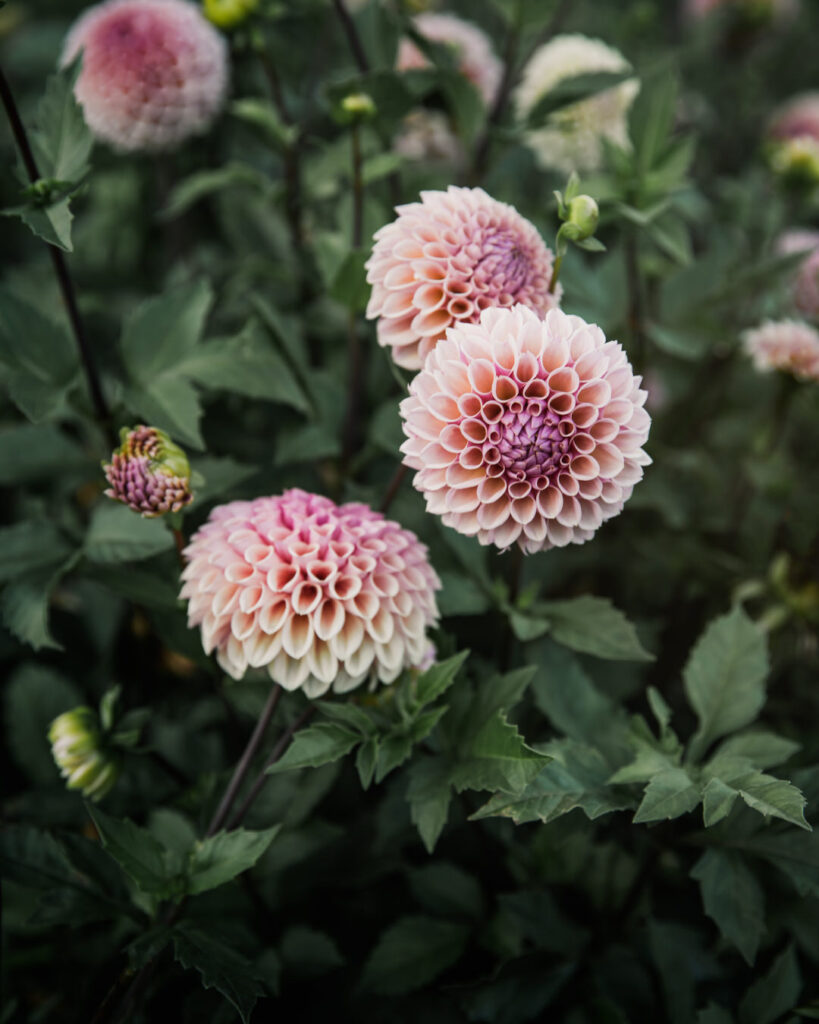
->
{"left": 203, "top": 0, "right": 258, "bottom": 29}
{"left": 562, "top": 195, "right": 600, "bottom": 242}
{"left": 49, "top": 708, "right": 120, "bottom": 801}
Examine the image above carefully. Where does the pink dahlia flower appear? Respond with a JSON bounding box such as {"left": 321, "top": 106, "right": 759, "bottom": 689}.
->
{"left": 400, "top": 305, "right": 652, "bottom": 554}
{"left": 742, "top": 320, "right": 819, "bottom": 380}
{"left": 778, "top": 230, "right": 819, "bottom": 320}
{"left": 769, "top": 93, "right": 819, "bottom": 147}
{"left": 396, "top": 13, "right": 502, "bottom": 107}
{"left": 366, "top": 187, "right": 560, "bottom": 370}
{"left": 684, "top": 0, "right": 798, "bottom": 21}
{"left": 103, "top": 425, "right": 193, "bottom": 517}
{"left": 180, "top": 490, "right": 441, "bottom": 696}
{"left": 61, "top": 0, "right": 228, "bottom": 152}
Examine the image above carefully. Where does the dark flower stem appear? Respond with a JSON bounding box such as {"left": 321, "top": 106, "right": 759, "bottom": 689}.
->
{"left": 625, "top": 230, "right": 647, "bottom": 371}
{"left": 205, "top": 683, "right": 283, "bottom": 836}
{"left": 342, "top": 121, "right": 365, "bottom": 468}
{"left": 380, "top": 463, "right": 408, "bottom": 515}
{"left": 331, "top": 0, "right": 369, "bottom": 73}
{"left": 225, "top": 705, "right": 317, "bottom": 830}
{"left": 0, "top": 64, "right": 112, "bottom": 433}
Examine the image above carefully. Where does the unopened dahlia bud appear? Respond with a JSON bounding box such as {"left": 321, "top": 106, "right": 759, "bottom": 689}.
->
{"left": 766, "top": 93, "right": 819, "bottom": 185}
{"left": 515, "top": 35, "right": 639, "bottom": 175}
{"left": 366, "top": 187, "right": 561, "bottom": 370}
{"left": 203, "top": 0, "right": 257, "bottom": 29}
{"left": 49, "top": 708, "right": 120, "bottom": 801}
{"left": 340, "top": 92, "right": 377, "bottom": 122}
{"left": 400, "top": 305, "right": 652, "bottom": 554}
{"left": 397, "top": 13, "right": 501, "bottom": 107}
{"left": 103, "top": 425, "right": 193, "bottom": 517}
{"left": 180, "top": 490, "right": 441, "bottom": 696}
{"left": 777, "top": 230, "right": 819, "bottom": 320}
{"left": 563, "top": 195, "right": 600, "bottom": 242}
{"left": 61, "top": 0, "right": 229, "bottom": 152}
{"left": 742, "top": 320, "right": 819, "bottom": 381}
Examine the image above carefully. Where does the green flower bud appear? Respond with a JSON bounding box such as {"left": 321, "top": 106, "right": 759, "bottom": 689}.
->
{"left": 562, "top": 194, "right": 600, "bottom": 242}
{"left": 340, "top": 92, "right": 377, "bottom": 122}
{"left": 49, "top": 708, "right": 120, "bottom": 801}
{"left": 203, "top": 0, "right": 258, "bottom": 29}
{"left": 768, "top": 138, "right": 819, "bottom": 186}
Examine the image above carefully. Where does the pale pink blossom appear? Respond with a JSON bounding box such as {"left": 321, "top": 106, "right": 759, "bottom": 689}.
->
{"left": 778, "top": 230, "right": 819, "bottom": 320}
{"left": 767, "top": 94, "right": 819, "bottom": 178}
{"left": 180, "top": 490, "right": 440, "bottom": 697}
{"left": 62, "top": 0, "right": 228, "bottom": 152}
{"left": 742, "top": 320, "right": 819, "bottom": 380}
{"left": 400, "top": 305, "right": 651, "bottom": 554}
{"left": 684, "top": 0, "right": 798, "bottom": 20}
{"left": 396, "top": 13, "right": 502, "bottom": 107}
{"left": 366, "top": 187, "right": 560, "bottom": 371}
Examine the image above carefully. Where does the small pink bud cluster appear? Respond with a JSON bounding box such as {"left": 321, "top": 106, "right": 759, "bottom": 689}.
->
{"left": 103, "top": 425, "right": 193, "bottom": 517}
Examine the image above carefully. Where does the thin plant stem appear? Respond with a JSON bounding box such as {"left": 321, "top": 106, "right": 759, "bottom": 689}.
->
{"left": 342, "top": 121, "right": 365, "bottom": 467}
{"left": 380, "top": 463, "right": 408, "bottom": 515}
{"left": 0, "top": 63, "right": 112, "bottom": 433}
{"left": 205, "top": 684, "right": 283, "bottom": 836}
{"left": 625, "top": 230, "right": 647, "bottom": 371}
{"left": 331, "top": 0, "right": 369, "bottom": 73}
{"left": 225, "top": 705, "right": 317, "bottom": 830}
{"left": 149, "top": 749, "right": 190, "bottom": 788}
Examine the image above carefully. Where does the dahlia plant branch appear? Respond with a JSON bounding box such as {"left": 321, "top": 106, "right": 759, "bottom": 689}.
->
{"left": 225, "top": 704, "right": 317, "bottom": 830}
{"left": 342, "top": 118, "right": 365, "bottom": 466}
{"left": 380, "top": 463, "right": 408, "bottom": 515}
{"left": 331, "top": 0, "right": 369, "bottom": 74}
{"left": 205, "top": 683, "right": 283, "bottom": 836}
{"left": 0, "top": 64, "right": 112, "bottom": 432}
{"left": 625, "top": 230, "right": 647, "bottom": 370}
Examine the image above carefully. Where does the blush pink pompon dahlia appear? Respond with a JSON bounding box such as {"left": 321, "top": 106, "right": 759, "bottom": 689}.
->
{"left": 396, "top": 13, "right": 502, "bottom": 107}
{"left": 366, "top": 187, "right": 561, "bottom": 371}
{"left": 400, "top": 305, "right": 652, "bottom": 554}
{"left": 180, "top": 490, "right": 441, "bottom": 697}
{"left": 61, "top": 0, "right": 228, "bottom": 152}
{"left": 742, "top": 320, "right": 819, "bottom": 381}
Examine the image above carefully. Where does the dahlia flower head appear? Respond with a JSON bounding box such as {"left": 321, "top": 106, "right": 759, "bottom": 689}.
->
{"left": 742, "top": 320, "right": 819, "bottom": 381}
{"left": 396, "top": 13, "right": 502, "bottom": 107}
{"left": 103, "top": 425, "right": 193, "bottom": 517}
{"left": 49, "top": 708, "right": 120, "bottom": 801}
{"left": 767, "top": 93, "right": 819, "bottom": 183}
{"left": 366, "top": 187, "right": 561, "bottom": 371}
{"left": 777, "top": 230, "right": 819, "bottom": 320}
{"left": 400, "top": 305, "right": 651, "bottom": 554}
{"left": 180, "top": 490, "right": 441, "bottom": 697}
{"left": 514, "top": 34, "right": 639, "bottom": 175}
{"left": 61, "top": 0, "right": 228, "bottom": 152}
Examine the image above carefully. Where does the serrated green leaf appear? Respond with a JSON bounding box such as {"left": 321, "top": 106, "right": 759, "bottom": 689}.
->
{"left": 714, "top": 732, "right": 800, "bottom": 770}
{"left": 186, "top": 826, "right": 280, "bottom": 895}
{"left": 87, "top": 807, "right": 176, "bottom": 896}
{"left": 633, "top": 767, "right": 700, "bottom": 823}
{"left": 414, "top": 650, "right": 469, "bottom": 708}
{"left": 123, "top": 376, "right": 204, "bottom": 450}
{"left": 538, "top": 596, "right": 653, "bottom": 662}
{"left": 84, "top": 503, "right": 175, "bottom": 564}
{"left": 160, "top": 163, "right": 268, "bottom": 220}
{"left": 266, "top": 722, "right": 359, "bottom": 773}
{"left": 355, "top": 737, "right": 379, "bottom": 789}
{"left": 360, "top": 915, "right": 468, "bottom": 995}
{"left": 173, "top": 926, "right": 265, "bottom": 1024}
{"left": 450, "top": 712, "right": 548, "bottom": 795}
{"left": 121, "top": 280, "right": 212, "bottom": 380}
{"left": 691, "top": 849, "right": 765, "bottom": 964}
{"left": 30, "top": 67, "right": 92, "bottom": 185}
{"left": 0, "top": 423, "right": 87, "bottom": 483}
{"left": 701, "top": 777, "right": 740, "bottom": 827}
{"left": 406, "top": 756, "right": 452, "bottom": 853}
{"left": 684, "top": 607, "right": 768, "bottom": 761}
{"left": 0, "top": 519, "right": 73, "bottom": 584}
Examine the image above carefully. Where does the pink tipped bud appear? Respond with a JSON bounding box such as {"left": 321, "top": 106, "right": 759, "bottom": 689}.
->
{"left": 103, "top": 425, "right": 193, "bottom": 517}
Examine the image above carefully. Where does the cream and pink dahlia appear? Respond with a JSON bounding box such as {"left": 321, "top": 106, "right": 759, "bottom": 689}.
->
{"left": 366, "top": 187, "right": 560, "bottom": 370}
{"left": 61, "top": 0, "right": 228, "bottom": 152}
{"left": 180, "top": 490, "right": 441, "bottom": 697}
{"left": 778, "top": 230, "right": 819, "bottom": 320}
{"left": 742, "top": 320, "right": 819, "bottom": 380}
{"left": 396, "top": 13, "right": 502, "bottom": 107}
{"left": 400, "top": 305, "right": 651, "bottom": 554}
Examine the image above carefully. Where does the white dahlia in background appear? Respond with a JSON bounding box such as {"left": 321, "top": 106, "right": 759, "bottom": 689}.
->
{"left": 394, "top": 109, "right": 465, "bottom": 167}
{"left": 514, "top": 34, "right": 639, "bottom": 175}
{"left": 396, "top": 13, "right": 502, "bottom": 107}
{"left": 400, "top": 305, "right": 651, "bottom": 554}
{"left": 777, "top": 230, "right": 819, "bottom": 320}
{"left": 742, "top": 320, "right": 819, "bottom": 380}
{"left": 61, "top": 0, "right": 228, "bottom": 152}
{"left": 180, "top": 490, "right": 441, "bottom": 697}
{"left": 366, "top": 186, "right": 560, "bottom": 370}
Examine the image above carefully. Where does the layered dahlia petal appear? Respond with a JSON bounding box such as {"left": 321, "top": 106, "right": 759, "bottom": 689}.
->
{"left": 514, "top": 34, "right": 639, "bottom": 175}
{"left": 366, "top": 187, "right": 561, "bottom": 370}
{"left": 181, "top": 490, "right": 441, "bottom": 695}
{"left": 742, "top": 320, "right": 819, "bottom": 381}
{"left": 400, "top": 306, "right": 652, "bottom": 554}
{"left": 396, "top": 13, "right": 502, "bottom": 107}
{"left": 61, "top": 0, "right": 228, "bottom": 152}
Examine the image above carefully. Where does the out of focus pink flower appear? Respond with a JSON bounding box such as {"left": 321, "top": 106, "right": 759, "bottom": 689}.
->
{"left": 366, "top": 187, "right": 560, "bottom": 370}
{"left": 396, "top": 13, "right": 502, "bottom": 107}
{"left": 778, "top": 230, "right": 819, "bottom": 320}
{"left": 394, "top": 109, "right": 465, "bottom": 167}
{"left": 103, "top": 425, "right": 193, "bottom": 517}
{"left": 742, "top": 320, "right": 819, "bottom": 380}
{"left": 400, "top": 305, "right": 651, "bottom": 554}
{"left": 61, "top": 0, "right": 228, "bottom": 152}
{"left": 180, "top": 490, "right": 441, "bottom": 697}
{"left": 766, "top": 93, "right": 819, "bottom": 182}
{"left": 684, "top": 0, "right": 798, "bottom": 20}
